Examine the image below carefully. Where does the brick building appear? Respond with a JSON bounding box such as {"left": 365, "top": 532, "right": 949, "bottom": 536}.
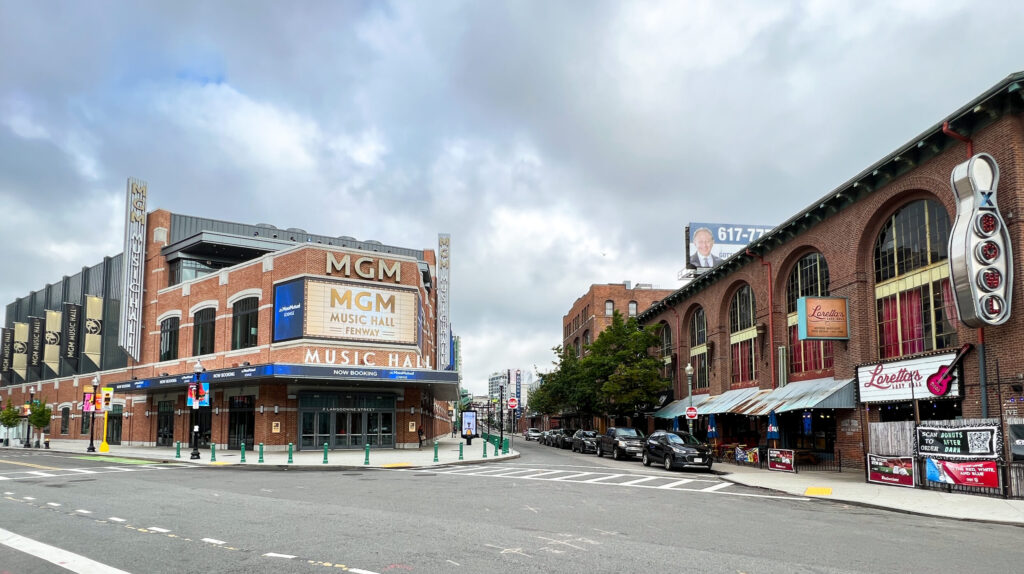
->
{"left": 562, "top": 281, "right": 675, "bottom": 357}
{"left": 640, "top": 71, "right": 1024, "bottom": 469}
{"left": 1, "top": 208, "right": 458, "bottom": 451}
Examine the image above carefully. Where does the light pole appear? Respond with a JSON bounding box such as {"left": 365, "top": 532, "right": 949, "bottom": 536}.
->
{"left": 684, "top": 363, "right": 695, "bottom": 435}
{"left": 24, "top": 387, "right": 35, "bottom": 448}
{"left": 87, "top": 376, "right": 98, "bottom": 452}
{"left": 190, "top": 360, "right": 204, "bottom": 460}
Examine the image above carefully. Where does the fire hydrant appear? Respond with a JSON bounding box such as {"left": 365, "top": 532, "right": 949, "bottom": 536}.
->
{"left": 44, "top": 438, "right": 50, "bottom": 449}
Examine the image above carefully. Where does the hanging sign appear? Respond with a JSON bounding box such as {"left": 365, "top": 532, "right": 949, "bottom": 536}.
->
{"left": 118, "top": 177, "right": 148, "bottom": 361}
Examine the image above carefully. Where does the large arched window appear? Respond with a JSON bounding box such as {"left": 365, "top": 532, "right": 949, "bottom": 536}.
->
{"left": 192, "top": 308, "right": 216, "bottom": 356}
{"left": 159, "top": 317, "right": 179, "bottom": 361}
{"left": 659, "top": 322, "right": 675, "bottom": 387}
{"left": 231, "top": 297, "right": 259, "bottom": 350}
{"left": 874, "top": 199, "right": 958, "bottom": 359}
{"left": 730, "top": 285, "right": 756, "bottom": 383}
{"left": 688, "top": 307, "right": 709, "bottom": 389}
{"left": 786, "top": 253, "right": 834, "bottom": 376}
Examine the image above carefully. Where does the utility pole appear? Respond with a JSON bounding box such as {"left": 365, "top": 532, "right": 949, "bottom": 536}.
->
{"left": 499, "top": 383, "right": 505, "bottom": 447}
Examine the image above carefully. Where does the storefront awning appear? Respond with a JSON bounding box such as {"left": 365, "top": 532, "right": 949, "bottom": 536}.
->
{"left": 731, "top": 377, "right": 857, "bottom": 416}
{"left": 695, "top": 387, "right": 763, "bottom": 415}
{"left": 654, "top": 394, "right": 711, "bottom": 419}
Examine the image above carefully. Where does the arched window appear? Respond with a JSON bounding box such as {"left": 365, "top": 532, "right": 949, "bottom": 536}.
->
{"left": 192, "top": 308, "right": 216, "bottom": 356}
{"left": 730, "top": 285, "right": 756, "bottom": 383}
{"left": 605, "top": 300, "right": 614, "bottom": 316}
{"left": 874, "top": 199, "right": 958, "bottom": 358}
{"left": 689, "top": 307, "right": 709, "bottom": 389}
{"left": 231, "top": 297, "right": 259, "bottom": 350}
{"left": 660, "top": 323, "right": 675, "bottom": 387}
{"left": 159, "top": 317, "right": 179, "bottom": 361}
{"left": 628, "top": 301, "right": 638, "bottom": 317}
{"left": 574, "top": 337, "right": 581, "bottom": 357}
{"left": 60, "top": 407, "right": 70, "bottom": 435}
{"left": 583, "top": 330, "right": 591, "bottom": 348}
{"left": 786, "top": 253, "right": 834, "bottom": 376}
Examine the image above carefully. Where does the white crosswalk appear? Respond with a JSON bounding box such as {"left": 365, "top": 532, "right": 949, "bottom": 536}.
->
{"left": 0, "top": 463, "right": 193, "bottom": 481}
{"left": 397, "top": 464, "right": 809, "bottom": 500}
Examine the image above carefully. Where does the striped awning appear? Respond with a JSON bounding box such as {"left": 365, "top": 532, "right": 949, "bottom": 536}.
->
{"left": 723, "top": 377, "right": 857, "bottom": 416}
{"left": 695, "top": 387, "right": 764, "bottom": 415}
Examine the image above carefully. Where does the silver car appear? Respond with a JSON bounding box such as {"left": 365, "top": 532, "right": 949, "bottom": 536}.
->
{"left": 524, "top": 428, "right": 542, "bottom": 441}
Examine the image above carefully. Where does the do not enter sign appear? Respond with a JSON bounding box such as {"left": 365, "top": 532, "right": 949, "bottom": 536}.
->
{"left": 507, "top": 397, "right": 518, "bottom": 409}
{"left": 685, "top": 406, "right": 698, "bottom": 419}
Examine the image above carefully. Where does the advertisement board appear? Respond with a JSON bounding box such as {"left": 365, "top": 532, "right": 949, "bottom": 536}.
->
{"left": 686, "top": 222, "right": 773, "bottom": 270}
{"left": 305, "top": 279, "right": 418, "bottom": 345}
{"left": 461, "top": 410, "right": 477, "bottom": 437}
{"left": 186, "top": 382, "right": 211, "bottom": 407}
{"left": 273, "top": 279, "right": 306, "bottom": 342}
{"left": 768, "top": 448, "right": 796, "bottom": 472}
{"left": 925, "top": 457, "right": 999, "bottom": 488}
{"left": 856, "top": 350, "right": 964, "bottom": 403}
{"left": 797, "top": 297, "right": 850, "bottom": 340}
{"left": 916, "top": 426, "right": 999, "bottom": 459}
{"left": 866, "top": 454, "right": 915, "bottom": 487}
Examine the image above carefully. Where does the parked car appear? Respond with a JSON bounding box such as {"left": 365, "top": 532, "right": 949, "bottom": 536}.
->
{"left": 524, "top": 428, "right": 542, "bottom": 441}
{"left": 550, "top": 428, "right": 575, "bottom": 449}
{"left": 642, "top": 430, "right": 713, "bottom": 472}
{"left": 571, "top": 430, "right": 599, "bottom": 453}
{"left": 596, "top": 427, "right": 645, "bottom": 460}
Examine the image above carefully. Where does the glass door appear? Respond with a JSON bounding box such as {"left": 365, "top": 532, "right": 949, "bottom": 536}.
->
{"left": 106, "top": 405, "right": 123, "bottom": 445}
{"left": 334, "top": 413, "right": 349, "bottom": 448}
{"left": 367, "top": 413, "right": 380, "bottom": 446}
{"left": 156, "top": 401, "right": 174, "bottom": 447}
{"left": 315, "top": 411, "right": 330, "bottom": 449}
{"left": 228, "top": 396, "right": 255, "bottom": 450}
{"left": 349, "top": 413, "right": 364, "bottom": 448}
{"left": 380, "top": 412, "right": 393, "bottom": 446}
{"left": 301, "top": 412, "right": 316, "bottom": 448}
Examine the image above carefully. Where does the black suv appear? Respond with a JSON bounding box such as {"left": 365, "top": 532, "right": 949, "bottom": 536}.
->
{"left": 596, "top": 427, "right": 645, "bottom": 460}
{"left": 642, "top": 430, "right": 713, "bottom": 472}
{"left": 548, "top": 428, "right": 575, "bottom": 449}
{"left": 571, "top": 430, "right": 599, "bottom": 453}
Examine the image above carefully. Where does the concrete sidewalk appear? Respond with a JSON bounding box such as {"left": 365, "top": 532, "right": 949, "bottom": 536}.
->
{"left": 717, "top": 462, "right": 1024, "bottom": 526}
{"left": 8, "top": 436, "right": 518, "bottom": 469}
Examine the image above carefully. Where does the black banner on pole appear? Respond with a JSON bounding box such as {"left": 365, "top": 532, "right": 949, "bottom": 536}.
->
{"left": 28, "top": 316, "right": 44, "bottom": 377}
{"left": 0, "top": 328, "right": 12, "bottom": 385}
{"left": 62, "top": 302, "right": 82, "bottom": 370}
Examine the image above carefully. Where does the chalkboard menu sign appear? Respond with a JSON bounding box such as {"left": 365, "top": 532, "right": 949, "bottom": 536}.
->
{"left": 916, "top": 426, "right": 999, "bottom": 459}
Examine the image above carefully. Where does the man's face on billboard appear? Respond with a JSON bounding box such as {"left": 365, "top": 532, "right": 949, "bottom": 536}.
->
{"left": 695, "top": 230, "right": 714, "bottom": 256}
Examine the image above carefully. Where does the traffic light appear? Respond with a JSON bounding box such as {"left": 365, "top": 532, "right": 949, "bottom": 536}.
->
{"left": 949, "top": 153, "right": 1013, "bottom": 327}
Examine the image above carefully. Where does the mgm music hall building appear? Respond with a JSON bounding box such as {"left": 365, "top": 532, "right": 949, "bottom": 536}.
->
{"left": 1, "top": 205, "right": 459, "bottom": 451}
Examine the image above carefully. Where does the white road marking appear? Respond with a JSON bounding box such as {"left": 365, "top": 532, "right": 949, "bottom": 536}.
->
{"left": 148, "top": 527, "right": 171, "bottom": 533}
{"left": 263, "top": 552, "right": 297, "bottom": 559}
{"left": 658, "top": 479, "right": 694, "bottom": 489}
{"left": 551, "top": 472, "right": 594, "bottom": 481}
{"left": 700, "top": 482, "right": 731, "bottom": 492}
{"left": 582, "top": 474, "right": 625, "bottom": 483}
{"left": 0, "top": 526, "right": 132, "bottom": 573}
{"left": 75, "top": 509, "right": 92, "bottom": 514}
{"left": 3, "top": 491, "right": 13, "bottom": 495}
{"left": 202, "top": 538, "right": 226, "bottom": 545}
{"left": 46, "top": 502, "right": 61, "bottom": 507}
{"left": 66, "top": 469, "right": 98, "bottom": 474}
{"left": 349, "top": 569, "right": 381, "bottom": 574}
{"left": 619, "top": 476, "right": 659, "bottom": 486}
{"left": 26, "top": 471, "right": 55, "bottom": 477}
{"left": 109, "top": 517, "right": 126, "bottom": 522}
{"left": 23, "top": 496, "right": 35, "bottom": 500}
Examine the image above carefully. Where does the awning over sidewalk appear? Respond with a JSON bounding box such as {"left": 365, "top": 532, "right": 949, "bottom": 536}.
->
{"left": 654, "top": 394, "right": 711, "bottom": 418}
{"left": 726, "top": 377, "right": 857, "bottom": 416}
{"left": 696, "top": 387, "right": 763, "bottom": 415}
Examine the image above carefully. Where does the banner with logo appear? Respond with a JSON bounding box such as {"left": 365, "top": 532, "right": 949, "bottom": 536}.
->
{"left": 12, "top": 322, "right": 29, "bottom": 380}
{"left": 916, "top": 426, "right": 999, "bottom": 459}
{"left": 43, "top": 309, "right": 62, "bottom": 375}
{"left": 305, "top": 279, "right": 418, "bottom": 345}
{"left": 84, "top": 296, "right": 104, "bottom": 369}
{"left": 925, "top": 457, "right": 999, "bottom": 489}
{"left": 186, "top": 382, "right": 210, "bottom": 407}
{"left": 0, "top": 328, "right": 12, "bottom": 384}
{"left": 82, "top": 385, "right": 95, "bottom": 413}
{"left": 768, "top": 448, "right": 795, "bottom": 472}
{"left": 28, "top": 316, "right": 44, "bottom": 377}
{"left": 867, "top": 454, "right": 915, "bottom": 487}
{"left": 61, "top": 302, "right": 82, "bottom": 370}
{"left": 797, "top": 296, "right": 850, "bottom": 340}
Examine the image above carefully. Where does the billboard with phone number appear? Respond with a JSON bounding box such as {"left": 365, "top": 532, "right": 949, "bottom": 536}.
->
{"left": 686, "top": 222, "right": 774, "bottom": 270}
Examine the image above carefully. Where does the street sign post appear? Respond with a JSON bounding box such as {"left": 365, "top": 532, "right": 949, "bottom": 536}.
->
{"left": 685, "top": 406, "right": 698, "bottom": 420}
{"left": 507, "top": 397, "right": 518, "bottom": 410}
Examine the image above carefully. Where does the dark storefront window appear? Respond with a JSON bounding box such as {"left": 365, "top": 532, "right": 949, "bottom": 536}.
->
{"left": 192, "top": 308, "right": 216, "bottom": 356}
{"left": 168, "top": 259, "right": 228, "bottom": 287}
{"left": 231, "top": 297, "right": 259, "bottom": 350}
{"left": 60, "top": 407, "right": 70, "bottom": 434}
{"left": 160, "top": 317, "right": 180, "bottom": 361}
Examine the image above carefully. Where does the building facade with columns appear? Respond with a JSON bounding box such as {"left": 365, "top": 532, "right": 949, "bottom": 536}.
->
{"left": 2, "top": 208, "right": 458, "bottom": 451}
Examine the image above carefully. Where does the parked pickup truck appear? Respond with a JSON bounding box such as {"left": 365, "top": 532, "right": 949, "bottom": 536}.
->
{"left": 596, "top": 427, "right": 646, "bottom": 460}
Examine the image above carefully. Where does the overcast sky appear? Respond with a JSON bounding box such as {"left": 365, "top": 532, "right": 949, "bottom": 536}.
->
{"left": 2, "top": 1, "right": 1024, "bottom": 395}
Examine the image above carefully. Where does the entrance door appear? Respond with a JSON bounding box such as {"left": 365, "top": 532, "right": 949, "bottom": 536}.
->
{"left": 106, "top": 405, "right": 123, "bottom": 445}
{"left": 365, "top": 412, "right": 394, "bottom": 447}
{"left": 300, "top": 412, "right": 332, "bottom": 449}
{"left": 156, "top": 401, "right": 174, "bottom": 447}
{"left": 348, "top": 412, "right": 364, "bottom": 448}
{"left": 227, "top": 396, "right": 255, "bottom": 450}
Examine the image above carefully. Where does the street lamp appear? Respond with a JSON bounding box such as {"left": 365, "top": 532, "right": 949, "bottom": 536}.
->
{"left": 24, "top": 387, "right": 35, "bottom": 448}
{"left": 190, "top": 360, "right": 204, "bottom": 460}
{"left": 87, "top": 377, "right": 98, "bottom": 452}
{"left": 684, "top": 363, "right": 695, "bottom": 435}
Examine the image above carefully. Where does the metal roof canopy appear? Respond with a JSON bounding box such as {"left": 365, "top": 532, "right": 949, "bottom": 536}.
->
{"left": 695, "top": 387, "right": 763, "bottom": 415}
{"left": 736, "top": 377, "right": 857, "bottom": 416}
{"left": 654, "top": 394, "right": 711, "bottom": 419}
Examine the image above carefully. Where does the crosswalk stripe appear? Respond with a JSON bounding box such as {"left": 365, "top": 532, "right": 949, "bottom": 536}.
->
{"left": 619, "top": 476, "right": 660, "bottom": 486}
{"left": 658, "top": 479, "right": 694, "bottom": 489}
{"left": 700, "top": 482, "right": 731, "bottom": 492}
{"left": 582, "top": 474, "right": 625, "bottom": 483}
{"left": 551, "top": 472, "right": 594, "bottom": 481}
{"left": 26, "top": 471, "right": 55, "bottom": 477}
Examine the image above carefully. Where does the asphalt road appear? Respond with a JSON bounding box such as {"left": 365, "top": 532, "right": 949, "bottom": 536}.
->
{"left": 1, "top": 444, "right": 1022, "bottom": 573}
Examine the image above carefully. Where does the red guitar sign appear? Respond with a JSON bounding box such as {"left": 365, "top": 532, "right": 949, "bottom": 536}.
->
{"left": 926, "top": 344, "right": 973, "bottom": 396}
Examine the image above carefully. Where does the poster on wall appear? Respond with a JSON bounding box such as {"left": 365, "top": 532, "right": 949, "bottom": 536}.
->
{"left": 305, "top": 279, "right": 418, "bottom": 345}
{"left": 916, "top": 426, "right": 999, "bottom": 459}
{"left": 867, "top": 454, "right": 915, "bottom": 488}
{"left": 686, "top": 222, "right": 773, "bottom": 270}
{"left": 925, "top": 457, "right": 999, "bottom": 489}
{"left": 768, "top": 448, "right": 796, "bottom": 472}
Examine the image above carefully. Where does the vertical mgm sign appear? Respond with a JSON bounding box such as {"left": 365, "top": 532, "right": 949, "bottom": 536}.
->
{"left": 436, "top": 234, "right": 451, "bottom": 370}
{"left": 118, "top": 178, "right": 147, "bottom": 361}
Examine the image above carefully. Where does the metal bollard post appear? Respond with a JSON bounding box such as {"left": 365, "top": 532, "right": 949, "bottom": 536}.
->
{"left": 364, "top": 443, "right": 370, "bottom": 465}
{"left": 258, "top": 442, "right": 264, "bottom": 463}
{"left": 241, "top": 442, "right": 246, "bottom": 463}
{"left": 459, "top": 442, "right": 464, "bottom": 461}
{"left": 210, "top": 443, "right": 216, "bottom": 462}
{"left": 433, "top": 440, "right": 439, "bottom": 463}
{"left": 323, "top": 442, "right": 329, "bottom": 464}
{"left": 288, "top": 443, "right": 294, "bottom": 464}
{"left": 493, "top": 438, "right": 499, "bottom": 456}
{"left": 482, "top": 438, "right": 487, "bottom": 459}
{"left": 175, "top": 441, "right": 181, "bottom": 459}
{"left": 502, "top": 438, "right": 509, "bottom": 454}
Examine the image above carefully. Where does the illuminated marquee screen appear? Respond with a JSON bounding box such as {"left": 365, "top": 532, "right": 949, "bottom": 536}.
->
{"left": 305, "top": 279, "right": 419, "bottom": 345}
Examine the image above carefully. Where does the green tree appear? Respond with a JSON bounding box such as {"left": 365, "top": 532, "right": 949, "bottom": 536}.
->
{"left": 584, "top": 311, "right": 669, "bottom": 418}
{"left": 28, "top": 399, "right": 53, "bottom": 446}
{"left": 0, "top": 400, "right": 21, "bottom": 445}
